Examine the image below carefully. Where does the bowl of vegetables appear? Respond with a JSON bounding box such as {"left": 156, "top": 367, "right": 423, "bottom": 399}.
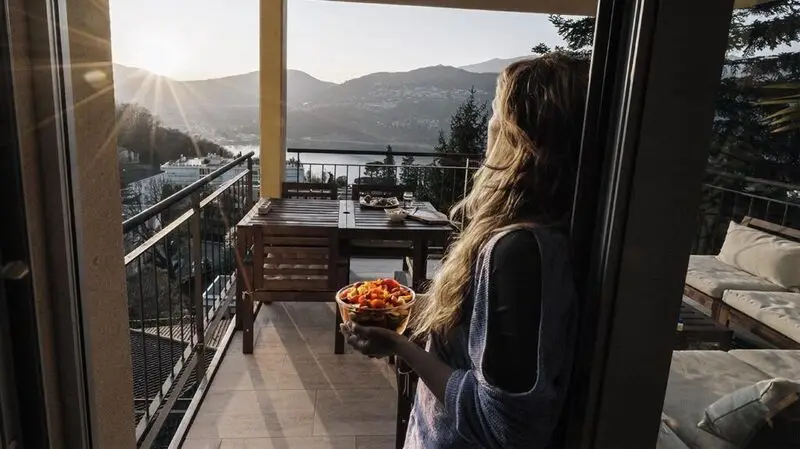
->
{"left": 335, "top": 278, "right": 416, "bottom": 334}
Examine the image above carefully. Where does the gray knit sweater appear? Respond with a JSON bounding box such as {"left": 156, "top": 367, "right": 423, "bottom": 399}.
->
{"left": 404, "top": 226, "right": 578, "bottom": 449}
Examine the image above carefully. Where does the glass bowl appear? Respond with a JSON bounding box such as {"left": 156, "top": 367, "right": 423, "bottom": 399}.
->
{"left": 335, "top": 280, "right": 416, "bottom": 334}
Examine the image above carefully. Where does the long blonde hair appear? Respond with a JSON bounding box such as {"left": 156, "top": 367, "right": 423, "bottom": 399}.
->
{"left": 411, "top": 53, "right": 589, "bottom": 339}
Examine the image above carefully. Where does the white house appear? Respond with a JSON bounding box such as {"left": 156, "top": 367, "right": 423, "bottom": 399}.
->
{"left": 159, "top": 154, "right": 309, "bottom": 192}
{"left": 160, "top": 154, "right": 247, "bottom": 187}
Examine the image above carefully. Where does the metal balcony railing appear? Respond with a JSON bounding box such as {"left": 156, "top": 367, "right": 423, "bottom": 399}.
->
{"left": 286, "top": 147, "right": 483, "bottom": 212}
{"left": 693, "top": 171, "right": 800, "bottom": 254}
{"left": 122, "top": 152, "right": 254, "bottom": 447}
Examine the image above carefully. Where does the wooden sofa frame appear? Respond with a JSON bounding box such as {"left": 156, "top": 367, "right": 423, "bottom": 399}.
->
{"left": 684, "top": 216, "right": 800, "bottom": 349}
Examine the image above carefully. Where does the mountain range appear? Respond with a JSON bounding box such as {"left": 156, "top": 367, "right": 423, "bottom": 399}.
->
{"left": 112, "top": 56, "right": 528, "bottom": 151}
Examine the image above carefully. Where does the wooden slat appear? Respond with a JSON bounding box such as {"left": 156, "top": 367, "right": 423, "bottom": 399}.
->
{"left": 328, "top": 225, "right": 340, "bottom": 290}
{"left": 742, "top": 216, "right": 800, "bottom": 242}
{"left": 252, "top": 291, "right": 337, "bottom": 303}
{"left": 264, "top": 254, "right": 328, "bottom": 263}
{"left": 352, "top": 184, "right": 405, "bottom": 201}
{"left": 265, "top": 246, "right": 329, "bottom": 258}
{"left": 263, "top": 267, "right": 329, "bottom": 276}
{"left": 282, "top": 182, "right": 337, "bottom": 200}
{"left": 264, "top": 236, "right": 331, "bottom": 246}
{"left": 259, "top": 279, "right": 330, "bottom": 291}
{"left": 253, "top": 228, "right": 264, "bottom": 291}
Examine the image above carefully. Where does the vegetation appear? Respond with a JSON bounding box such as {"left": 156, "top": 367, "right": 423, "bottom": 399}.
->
{"left": 421, "top": 87, "right": 488, "bottom": 211}
{"left": 116, "top": 103, "right": 234, "bottom": 168}
{"left": 540, "top": 2, "right": 800, "bottom": 253}
{"left": 537, "top": 2, "right": 800, "bottom": 184}
{"left": 400, "top": 154, "right": 420, "bottom": 190}
{"left": 758, "top": 83, "right": 800, "bottom": 134}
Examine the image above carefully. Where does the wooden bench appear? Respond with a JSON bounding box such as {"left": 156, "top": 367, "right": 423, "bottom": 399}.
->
{"left": 351, "top": 183, "right": 406, "bottom": 201}
{"left": 685, "top": 216, "right": 800, "bottom": 349}
{"left": 282, "top": 182, "right": 338, "bottom": 200}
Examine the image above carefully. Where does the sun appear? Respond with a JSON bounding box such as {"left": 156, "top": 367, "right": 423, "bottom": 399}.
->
{"left": 132, "top": 34, "right": 189, "bottom": 78}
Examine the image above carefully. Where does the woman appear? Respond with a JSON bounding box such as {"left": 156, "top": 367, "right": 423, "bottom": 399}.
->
{"left": 341, "top": 53, "right": 588, "bottom": 449}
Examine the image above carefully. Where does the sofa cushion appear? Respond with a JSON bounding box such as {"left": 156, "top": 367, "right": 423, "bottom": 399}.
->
{"left": 717, "top": 221, "right": 800, "bottom": 291}
{"left": 664, "top": 351, "right": 771, "bottom": 449}
{"left": 722, "top": 291, "right": 800, "bottom": 344}
{"left": 686, "top": 255, "right": 786, "bottom": 299}
{"left": 657, "top": 416, "right": 691, "bottom": 449}
{"left": 729, "top": 350, "right": 800, "bottom": 380}
{"left": 698, "top": 378, "right": 800, "bottom": 447}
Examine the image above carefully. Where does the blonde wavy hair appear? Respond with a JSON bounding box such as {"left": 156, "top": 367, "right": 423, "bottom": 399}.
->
{"left": 411, "top": 53, "right": 590, "bottom": 339}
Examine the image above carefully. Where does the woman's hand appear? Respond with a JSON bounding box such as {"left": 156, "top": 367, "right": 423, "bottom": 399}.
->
{"left": 340, "top": 322, "right": 403, "bottom": 358}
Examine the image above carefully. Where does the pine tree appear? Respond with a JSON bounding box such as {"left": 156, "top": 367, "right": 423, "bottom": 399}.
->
{"left": 383, "top": 144, "right": 397, "bottom": 184}
{"left": 400, "top": 154, "right": 419, "bottom": 190}
{"left": 425, "top": 89, "right": 489, "bottom": 210}
{"left": 541, "top": 3, "right": 800, "bottom": 251}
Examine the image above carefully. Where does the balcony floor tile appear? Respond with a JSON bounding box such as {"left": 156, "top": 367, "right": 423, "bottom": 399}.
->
{"left": 185, "top": 301, "right": 399, "bottom": 445}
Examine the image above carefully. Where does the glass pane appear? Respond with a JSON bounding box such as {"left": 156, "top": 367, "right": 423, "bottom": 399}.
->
{"left": 662, "top": 1, "right": 800, "bottom": 447}
{"left": 109, "top": 0, "right": 258, "bottom": 445}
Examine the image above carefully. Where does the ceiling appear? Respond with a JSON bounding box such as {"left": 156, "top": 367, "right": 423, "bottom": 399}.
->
{"left": 332, "top": 0, "right": 773, "bottom": 15}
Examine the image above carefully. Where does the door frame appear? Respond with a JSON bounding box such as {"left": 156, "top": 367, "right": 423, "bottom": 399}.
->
{"left": 563, "top": 0, "right": 734, "bottom": 447}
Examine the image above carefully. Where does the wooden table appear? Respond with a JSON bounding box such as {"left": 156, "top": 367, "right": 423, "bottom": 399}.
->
{"left": 236, "top": 198, "right": 453, "bottom": 352}
{"left": 237, "top": 198, "right": 452, "bottom": 446}
{"left": 676, "top": 296, "right": 733, "bottom": 350}
{"left": 338, "top": 200, "right": 452, "bottom": 292}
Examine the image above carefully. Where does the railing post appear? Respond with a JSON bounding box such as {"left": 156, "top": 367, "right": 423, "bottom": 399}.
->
{"left": 190, "top": 193, "right": 206, "bottom": 379}
{"left": 463, "top": 158, "right": 471, "bottom": 200}
{"left": 247, "top": 157, "right": 254, "bottom": 205}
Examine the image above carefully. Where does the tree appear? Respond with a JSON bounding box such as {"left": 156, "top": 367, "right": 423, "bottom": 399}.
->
{"left": 541, "top": 3, "right": 800, "bottom": 252}
{"left": 363, "top": 161, "right": 385, "bottom": 181}
{"left": 537, "top": 4, "right": 800, "bottom": 183}
{"left": 425, "top": 88, "right": 489, "bottom": 210}
{"left": 116, "top": 103, "right": 234, "bottom": 169}
{"left": 400, "top": 154, "right": 420, "bottom": 190}
{"left": 382, "top": 145, "right": 397, "bottom": 184}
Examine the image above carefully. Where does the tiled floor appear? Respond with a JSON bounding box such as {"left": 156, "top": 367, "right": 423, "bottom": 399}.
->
{"left": 182, "top": 299, "right": 398, "bottom": 449}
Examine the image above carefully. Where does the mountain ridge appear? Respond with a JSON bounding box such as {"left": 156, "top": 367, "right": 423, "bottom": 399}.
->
{"left": 112, "top": 56, "right": 518, "bottom": 151}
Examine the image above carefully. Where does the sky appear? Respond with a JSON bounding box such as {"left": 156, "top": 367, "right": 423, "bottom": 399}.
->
{"left": 108, "top": 0, "right": 564, "bottom": 82}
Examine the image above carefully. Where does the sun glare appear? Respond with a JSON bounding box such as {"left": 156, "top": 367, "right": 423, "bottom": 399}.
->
{"left": 133, "top": 34, "right": 188, "bottom": 78}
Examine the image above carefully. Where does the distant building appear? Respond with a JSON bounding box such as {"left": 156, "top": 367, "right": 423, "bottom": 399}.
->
{"left": 160, "top": 154, "right": 246, "bottom": 187}
{"left": 160, "top": 154, "right": 304, "bottom": 189}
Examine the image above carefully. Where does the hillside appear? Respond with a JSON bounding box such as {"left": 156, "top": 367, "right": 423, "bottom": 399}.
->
{"left": 112, "top": 63, "right": 497, "bottom": 151}
{"left": 459, "top": 55, "right": 533, "bottom": 73}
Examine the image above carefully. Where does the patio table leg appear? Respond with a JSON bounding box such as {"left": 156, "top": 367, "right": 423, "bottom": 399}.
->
{"left": 242, "top": 293, "right": 254, "bottom": 354}
{"left": 411, "top": 238, "right": 428, "bottom": 292}
{"left": 235, "top": 227, "right": 248, "bottom": 331}
{"left": 335, "top": 305, "right": 345, "bottom": 354}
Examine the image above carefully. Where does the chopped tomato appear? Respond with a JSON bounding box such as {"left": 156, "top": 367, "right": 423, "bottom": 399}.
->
{"left": 369, "top": 299, "right": 386, "bottom": 309}
{"left": 339, "top": 278, "right": 412, "bottom": 308}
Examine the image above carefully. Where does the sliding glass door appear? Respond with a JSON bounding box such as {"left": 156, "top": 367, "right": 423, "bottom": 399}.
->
{"left": 563, "top": 0, "right": 736, "bottom": 447}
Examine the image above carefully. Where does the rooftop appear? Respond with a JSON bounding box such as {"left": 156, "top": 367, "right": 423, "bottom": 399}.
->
{"left": 161, "top": 154, "right": 232, "bottom": 168}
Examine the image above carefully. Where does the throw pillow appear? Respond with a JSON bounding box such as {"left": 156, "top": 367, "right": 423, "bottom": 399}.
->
{"left": 717, "top": 221, "right": 800, "bottom": 291}
{"left": 698, "top": 378, "right": 800, "bottom": 447}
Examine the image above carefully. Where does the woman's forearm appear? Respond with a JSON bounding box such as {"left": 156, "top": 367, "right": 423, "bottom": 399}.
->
{"left": 393, "top": 338, "right": 453, "bottom": 403}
